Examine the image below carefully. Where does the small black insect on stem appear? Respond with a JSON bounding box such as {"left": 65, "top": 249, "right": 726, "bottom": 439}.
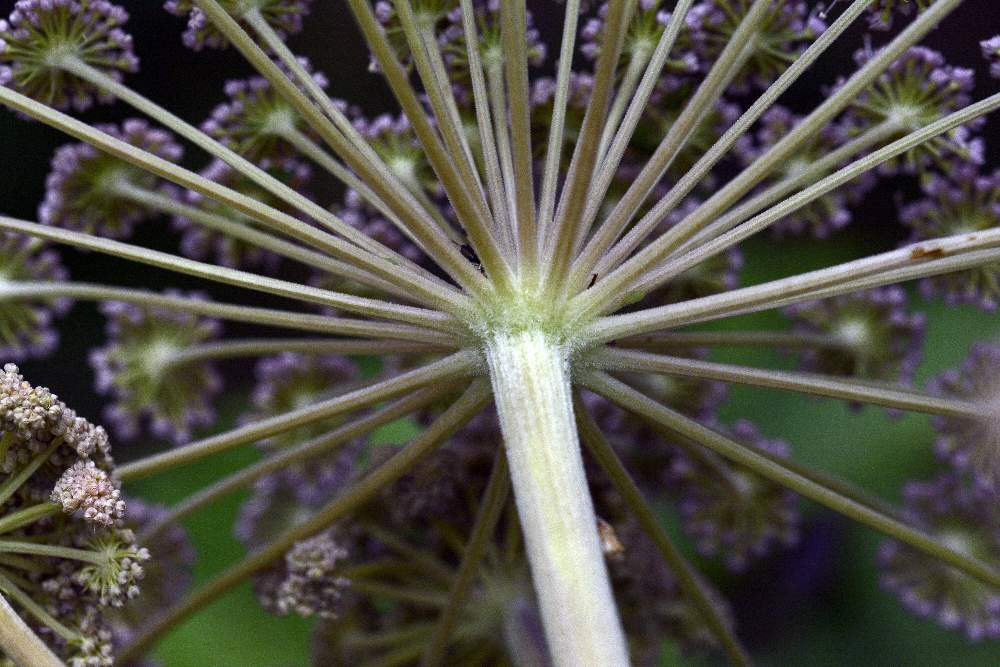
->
{"left": 459, "top": 242, "right": 485, "bottom": 274}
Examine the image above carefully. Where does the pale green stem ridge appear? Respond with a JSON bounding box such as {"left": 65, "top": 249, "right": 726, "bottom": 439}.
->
{"left": 0, "top": 214, "right": 458, "bottom": 333}
{"left": 574, "top": 397, "right": 752, "bottom": 667}
{"left": 622, "top": 92, "right": 1000, "bottom": 302}
{"left": 421, "top": 450, "right": 510, "bottom": 666}
{"left": 117, "top": 380, "right": 493, "bottom": 663}
{"left": 0, "top": 542, "right": 103, "bottom": 565}
{"left": 137, "top": 386, "right": 453, "bottom": 542}
{"left": 0, "top": 504, "right": 61, "bottom": 536}
{"left": 390, "top": 0, "right": 508, "bottom": 282}
{"left": 60, "top": 59, "right": 430, "bottom": 279}
{"left": 0, "top": 591, "right": 65, "bottom": 667}
{"left": 339, "top": 0, "right": 507, "bottom": 296}
{"left": 581, "top": 0, "right": 965, "bottom": 304}
{"left": 114, "top": 183, "right": 414, "bottom": 301}
{"left": 487, "top": 63, "right": 519, "bottom": 231}
{"left": 542, "top": 0, "right": 630, "bottom": 294}
{"left": 458, "top": 0, "right": 514, "bottom": 249}
{"left": 0, "top": 281, "right": 442, "bottom": 340}
{"left": 615, "top": 330, "right": 844, "bottom": 350}
{"left": 164, "top": 338, "right": 446, "bottom": 367}
{"left": 499, "top": 0, "right": 537, "bottom": 271}
{"left": 485, "top": 330, "right": 629, "bottom": 667}
{"left": 586, "top": 228, "right": 1000, "bottom": 342}
{"left": 0, "top": 85, "right": 469, "bottom": 315}
{"left": 117, "top": 351, "right": 480, "bottom": 480}
{"left": 672, "top": 119, "right": 902, "bottom": 257}
{"left": 590, "top": 347, "right": 982, "bottom": 417}
{"left": 582, "top": 371, "right": 1000, "bottom": 591}
{"left": 589, "top": 0, "right": 872, "bottom": 277}
{"left": 569, "top": 0, "right": 766, "bottom": 291}
{"left": 537, "top": 0, "right": 581, "bottom": 234}
{"left": 279, "top": 127, "right": 462, "bottom": 249}
{"left": 197, "top": 0, "right": 493, "bottom": 300}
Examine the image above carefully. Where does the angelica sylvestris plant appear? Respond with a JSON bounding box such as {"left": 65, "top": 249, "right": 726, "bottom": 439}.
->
{"left": 2, "top": 0, "right": 1000, "bottom": 663}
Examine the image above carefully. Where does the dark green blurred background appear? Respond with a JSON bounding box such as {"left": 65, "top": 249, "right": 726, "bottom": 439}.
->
{"left": 2, "top": 0, "right": 1000, "bottom": 664}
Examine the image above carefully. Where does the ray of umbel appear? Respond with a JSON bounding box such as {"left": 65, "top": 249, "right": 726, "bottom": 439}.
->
{"left": 0, "top": 0, "right": 999, "bottom": 665}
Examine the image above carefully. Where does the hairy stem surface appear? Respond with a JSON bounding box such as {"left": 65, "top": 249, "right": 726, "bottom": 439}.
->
{"left": 486, "top": 330, "right": 628, "bottom": 666}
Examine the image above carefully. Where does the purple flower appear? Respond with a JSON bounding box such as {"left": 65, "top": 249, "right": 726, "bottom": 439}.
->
{"left": 900, "top": 163, "right": 1000, "bottom": 311}
{"left": 844, "top": 47, "right": 983, "bottom": 174}
{"left": 981, "top": 35, "right": 1000, "bottom": 79}
{"left": 670, "top": 419, "right": 801, "bottom": 571}
{"left": 685, "top": 0, "right": 825, "bottom": 94}
{"left": 40, "top": 120, "right": 183, "bottom": 238}
{"left": 867, "top": 0, "right": 934, "bottom": 31}
{"left": 0, "top": 0, "right": 137, "bottom": 111}
{"left": 90, "top": 296, "right": 223, "bottom": 444}
{"left": 201, "top": 62, "right": 331, "bottom": 161}
{"left": 878, "top": 473, "right": 1000, "bottom": 641}
{"left": 784, "top": 286, "right": 926, "bottom": 388}
{"left": 172, "top": 156, "right": 312, "bottom": 271}
{"left": 0, "top": 233, "right": 70, "bottom": 360}
{"left": 734, "top": 105, "right": 875, "bottom": 238}
{"left": 164, "top": 0, "right": 312, "bottom": 51}
{"left": 928, "top": 344, "right": 1000, "bottom": 490}
{"left": 242, "top": 352, "right": 360, "bottom": 451}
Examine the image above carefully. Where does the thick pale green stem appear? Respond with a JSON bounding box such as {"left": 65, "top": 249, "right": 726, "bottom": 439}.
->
{"left": 485, "top": 331, "right": 629, "bottom": 667}
{"left": 0, "top": 593, "right": 64, "bottom": 667}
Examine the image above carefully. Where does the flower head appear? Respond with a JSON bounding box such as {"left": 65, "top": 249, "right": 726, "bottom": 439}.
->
{"left": 440, "top": 0, "right": 545, "bottom": 85}
{"left": 51, "top": 459, "right": 125, "bottom": 527}
{"left": 685, "top": 0, "right": 825, "bottom": 94}
{"left": 260, "top": 530, "right": 351, "bottom": 619}
{"left": 243, "top": 352, "right": 360, "bottom": 450}
{"left": 202, "top": 63, "right": 331, "bottom": 161}
{"left": 784, "top": 286, "right": 926, "bottom": 387}
{"left": 878, "top": 473, "right": 1000, "bottom": 640}
{"left": 74, "top": 529, "right": 150, "bottom": 608}
{"left": 867, "top": 0, "right": 934, "bottom": 31}
{"left": 670, "top": 420, "right": 801, "bottom": 571}
{"left": 901, "top": 163, "right": 1000, "bottom": 310}
{"left": 846, "top": 47, "right": 982, "bottom": 173}
{"left": 0, "top": 363, "right": 112, "bottom": 472}
{"left": 172, "top": 156, "right": 311, "bottom": 270}
{"left": 164, "top": 0, "right": 312, "bottom": 50}
{"left": 928, "top": 344, "right": 1000, "bottom": 490}
{"left": 0, "top": 233, "right": 69, "bottom": 360}
{"left": 40, "top": 119, "right": 183, "bottom": 238}
{"left": 734, "top": 106, "right": 874, "bottom": 237}
{"left": 90, "top": 296, "right": 223, "bottom": 443}
{"left": 0, "top": 0, "right": 137, "bottom": 111}
{"left": 105, "top": 499, "right": 194, "bottom": 648}
{"left": 982, "top": 35, "right": 1000, "bottom": 80}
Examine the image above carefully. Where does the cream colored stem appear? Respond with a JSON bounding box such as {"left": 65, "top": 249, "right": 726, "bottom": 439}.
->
{"left": 486, "top": 331, "right": 629, "bottom": 666}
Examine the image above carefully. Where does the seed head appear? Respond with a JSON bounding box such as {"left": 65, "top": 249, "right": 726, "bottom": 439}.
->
{"left": 51, "top": 459, "right": 125, "bottom": 527}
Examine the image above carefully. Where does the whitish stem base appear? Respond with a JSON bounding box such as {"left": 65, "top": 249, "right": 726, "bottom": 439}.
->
{"left": 486, "top": 330, "right": 630, "bottom": 666}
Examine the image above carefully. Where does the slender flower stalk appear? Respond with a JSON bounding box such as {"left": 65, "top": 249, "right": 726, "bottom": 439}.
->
{"left": 0, "top": 0, "right": 999, "bottom": 663}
